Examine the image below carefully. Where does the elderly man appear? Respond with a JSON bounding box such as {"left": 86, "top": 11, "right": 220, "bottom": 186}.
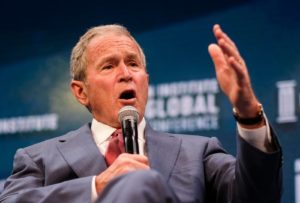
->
{"left": 0, "top": 24, "right": 282, "bottom": 203}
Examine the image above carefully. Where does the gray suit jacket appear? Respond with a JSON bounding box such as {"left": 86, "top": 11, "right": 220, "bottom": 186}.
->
{"left": 0, "top": 123, "right": 282, "bottom": 203}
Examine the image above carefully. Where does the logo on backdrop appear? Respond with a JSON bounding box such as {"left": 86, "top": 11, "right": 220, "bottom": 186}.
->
{"left": 146, "top": 78, "right": 219, "bottom": 133}
{"left": 276, "top": 80, "right": 298, "bottom": 123}
{"left": 0, "top": 114, "right": 58, "bottom": 135}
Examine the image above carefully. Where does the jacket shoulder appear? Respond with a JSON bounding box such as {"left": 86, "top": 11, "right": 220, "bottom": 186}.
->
{"left": 21, "top": 124, "right": 91, "bottom": 154}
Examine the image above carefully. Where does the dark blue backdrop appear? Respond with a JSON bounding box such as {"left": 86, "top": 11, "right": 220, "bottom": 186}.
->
{"left": 1, "top": 0, "right": 299, "bottom": 202}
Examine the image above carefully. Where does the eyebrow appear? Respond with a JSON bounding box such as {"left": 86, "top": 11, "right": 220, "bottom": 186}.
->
{"left": 99, "top": 55, "right": 118, "bottom": 63}
{"left": 125, "top": 53, "right": 140, "bottom": 61}
{"left": 97, "top": 52, "right": 141, "bottom": 65}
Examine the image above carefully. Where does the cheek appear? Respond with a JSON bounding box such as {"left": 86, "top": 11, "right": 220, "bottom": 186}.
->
{"left": 88, "top": 82, "right": 114, "bottom": 104}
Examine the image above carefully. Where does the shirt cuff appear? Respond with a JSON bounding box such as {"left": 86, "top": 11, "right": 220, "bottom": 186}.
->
{"left": 237, "top": 115, "right": 273, "bottom": 153}
{"left": 91, "top": 176, "right": 98, "bottom": 203}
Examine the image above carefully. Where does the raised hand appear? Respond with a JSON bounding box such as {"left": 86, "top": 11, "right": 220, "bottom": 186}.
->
{"left": 208, "top": 24, "right": 262, "bottom": 123}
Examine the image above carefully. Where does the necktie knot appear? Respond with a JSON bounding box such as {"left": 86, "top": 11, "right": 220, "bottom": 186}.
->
{"left": 105, "top": 129, "right": 125, "bottom": 166}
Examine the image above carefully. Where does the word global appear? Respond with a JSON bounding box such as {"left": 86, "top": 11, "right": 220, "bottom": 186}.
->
{"left": 146, "top": 79, "right": 219, "bottom": 132}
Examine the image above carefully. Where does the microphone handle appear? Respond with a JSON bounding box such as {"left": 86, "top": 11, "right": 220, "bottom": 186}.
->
{"left": 121, "top": 119, "right": 139, "bottom": 154}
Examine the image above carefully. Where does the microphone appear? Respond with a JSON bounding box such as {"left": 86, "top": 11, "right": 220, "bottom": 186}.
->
{"left": 118, "top": 106, "right": 139, "bottom": 154}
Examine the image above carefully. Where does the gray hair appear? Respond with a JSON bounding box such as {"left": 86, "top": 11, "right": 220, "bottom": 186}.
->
{"left": 70, "top": 24, "right": 146, "bottom": 81}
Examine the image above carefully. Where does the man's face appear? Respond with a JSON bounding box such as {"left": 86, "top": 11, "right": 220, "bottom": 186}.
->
{"left": 83, "top": 33, "right": 149, "bottom": 128}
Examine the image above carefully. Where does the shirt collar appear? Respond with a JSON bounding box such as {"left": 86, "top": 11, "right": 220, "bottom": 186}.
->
{"left": 91, "top": 117, "right": 146, "bottom": 146}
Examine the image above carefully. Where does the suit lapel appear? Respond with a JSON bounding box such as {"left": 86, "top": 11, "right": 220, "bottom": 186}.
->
{"left": 56, "top": 124, "right": 107, "bottom": 177}
{"left": 145, "top": 125, "right": 182, "bottom": 181}
{"left": 55, "top": 123, "right": 181, "bottom": 180}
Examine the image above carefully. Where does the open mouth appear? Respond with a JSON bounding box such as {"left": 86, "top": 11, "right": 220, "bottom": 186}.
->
{"left": 119, "top": 90, "right": 136, "bottom": 100}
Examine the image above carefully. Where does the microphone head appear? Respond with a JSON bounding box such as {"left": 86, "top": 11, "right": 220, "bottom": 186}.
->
{"left": 118, "top": 106, "right": 139, "bottom": 123}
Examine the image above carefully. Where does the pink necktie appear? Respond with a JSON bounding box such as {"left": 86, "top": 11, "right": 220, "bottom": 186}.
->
{"left": 105, "top": 129, "right": 125, "bottom": 166}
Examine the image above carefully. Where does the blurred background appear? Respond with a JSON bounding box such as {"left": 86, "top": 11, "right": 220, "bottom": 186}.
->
{"left": 1, "top": 0, "right": 300, "bottom": 202}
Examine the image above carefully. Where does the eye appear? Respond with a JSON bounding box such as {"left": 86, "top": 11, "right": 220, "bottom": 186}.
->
{"left": 127, "top": 60, "right": 140, "bottom": 68}
{"left": 129, "top": 62, "right": 138, "bottom": 67}
{"left": 102, "top": 64, "right": 113, "bottom": 70}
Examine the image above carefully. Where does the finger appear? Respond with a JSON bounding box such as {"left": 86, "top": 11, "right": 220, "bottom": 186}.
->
{"left": 228, "top": 56, "right": 247, "bottom": 86}
{"left": 116, "top": 160, "right": 150, "bottom": 171}
{"left": 213, "top": 25, "right": 242, "bottom": 63}
{"left": 218, "top": 38, "right": 243, "bottom": 64}
{"left": 221, "top": 32, "right": 238, "bottom": 50}
{"left": 113, "top": 158, "right": 150, "bottom": 175}
{"left": 111, "top": 154, "right": 150, "bottom": 173}
{"left": 119, "top": 153, "right": 149, "bottom": 165}
{"left": 208, "top": 43, "right": 228, "bottom": 71}
{"left": 213, "top": 24, "right": 237, "bottom": 50}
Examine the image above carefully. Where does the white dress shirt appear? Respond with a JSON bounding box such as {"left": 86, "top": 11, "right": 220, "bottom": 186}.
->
{"left": 91, "top": 118, "right": 146, "bottom": 156}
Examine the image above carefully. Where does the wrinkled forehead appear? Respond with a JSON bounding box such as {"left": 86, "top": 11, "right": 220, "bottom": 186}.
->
{"left": 86, "top": 33, "right": 141, "bottom": 60}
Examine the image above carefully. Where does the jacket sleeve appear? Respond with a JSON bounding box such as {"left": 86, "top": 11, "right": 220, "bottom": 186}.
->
{"left": 203, "top": 128, "right": 282, "bottom": 203}
{"left": 0, "top": 148, "right": 93, "bottom": 203}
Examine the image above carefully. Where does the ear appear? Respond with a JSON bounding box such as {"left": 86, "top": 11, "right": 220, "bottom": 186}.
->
{"left": 70, "top": 80, "right": 89, "bottom": 107}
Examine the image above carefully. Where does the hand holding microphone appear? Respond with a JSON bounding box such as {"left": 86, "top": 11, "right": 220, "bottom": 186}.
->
{"left": 118, "top": 106, "right": 139, "bottom": 154}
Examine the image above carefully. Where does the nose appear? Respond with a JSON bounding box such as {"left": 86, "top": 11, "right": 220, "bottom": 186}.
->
{"left": 118, "top": 62, "right": 132, "bottom": 82}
